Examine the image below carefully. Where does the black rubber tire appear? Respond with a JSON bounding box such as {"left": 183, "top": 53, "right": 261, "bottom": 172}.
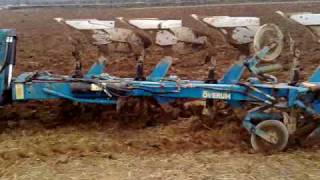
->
{"left": 251, "top": 120, "right": 289, "bottom": 153}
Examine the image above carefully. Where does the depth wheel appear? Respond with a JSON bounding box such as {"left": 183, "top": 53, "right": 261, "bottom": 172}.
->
{"left": 251, "top": 120, "right": 289, "bottom": 153}
{"left": 253, "top": 24, "right": 284, "bottom": 62}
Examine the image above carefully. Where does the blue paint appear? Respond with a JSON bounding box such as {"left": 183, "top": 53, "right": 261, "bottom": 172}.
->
{"left": 0, "top": 29, "right": 16, "bottom": 104}
{"left": 147, "top": 57, "right": 172, "bottom": 81}
{"left": 43, "top": 88, "right": 116, "bottom": 104}
{"left": 85, "top": 60, "right": 105, "bottom": 78}
{"left": 309, "top": 66, "right": 320, "bottom": 82}
{"left": 219, "top": 62, "right": 245, "bottom": 84}
{"left": 0, "top": 29, "right": 8, "bottom": 96}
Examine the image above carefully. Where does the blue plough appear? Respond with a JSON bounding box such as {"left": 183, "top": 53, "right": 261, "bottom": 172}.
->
{"left": 1, "top": 26, "right": 320, "bottom": 153}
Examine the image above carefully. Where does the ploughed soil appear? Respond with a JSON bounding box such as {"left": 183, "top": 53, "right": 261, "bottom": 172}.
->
{"left": 1, "top": 2, "right": 320, "bottom": 179}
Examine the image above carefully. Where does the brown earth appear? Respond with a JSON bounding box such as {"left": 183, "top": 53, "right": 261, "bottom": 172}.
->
{"left": 1, "top": 2, "right": 320, "bottom": 179}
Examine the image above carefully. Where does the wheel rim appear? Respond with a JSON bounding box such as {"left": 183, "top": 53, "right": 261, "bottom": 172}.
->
{"left": 251, "top": 120, "right": 289, "bottom": 153}
{"left": 253, "top": 24, "right": 284, "bottom": 62}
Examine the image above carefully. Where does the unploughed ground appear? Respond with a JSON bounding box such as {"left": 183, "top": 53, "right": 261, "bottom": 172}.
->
{"left": 1, "top": 1, "right": 320, "bottom": 179}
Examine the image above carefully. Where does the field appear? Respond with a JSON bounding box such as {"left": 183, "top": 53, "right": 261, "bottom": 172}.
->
{"left": 1, "top": 1, "right": 320, "bottom": 179}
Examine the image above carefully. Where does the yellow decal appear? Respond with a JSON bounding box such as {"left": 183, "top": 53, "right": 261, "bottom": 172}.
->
{"left": 15, "top": 84, "right": 24, "bottom": 100}
{"left": 91, "top": 84, "right": 103, "bottom": 91}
